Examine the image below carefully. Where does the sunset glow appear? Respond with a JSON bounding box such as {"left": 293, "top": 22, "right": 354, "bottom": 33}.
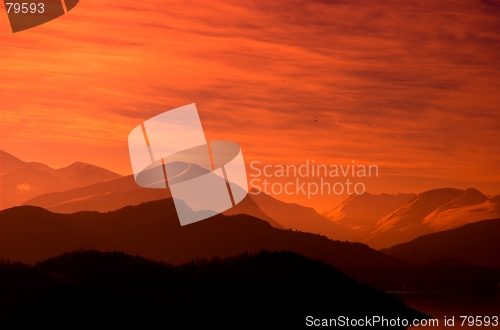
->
{"left": 1, "top": 0, "right": 499, "bottom": 211}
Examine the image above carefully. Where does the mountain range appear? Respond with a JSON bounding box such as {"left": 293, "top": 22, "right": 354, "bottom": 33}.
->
{"left": 0, "top": 150, "right": 120, "bottom": 210}
{"left": 23, "top": 174, "right": 170, "bottom": 213}
{"left": 3, "top": 149, "right": 500, "bottom": 252}
{"left": 2, "top": 198, "right": 499, "bottom": 295}
{"left": 357, "top": 188, "right": 500, "bottom": 249}
{"left": 249, "top": 190, "right": 354, "bottom": 240}
{"left": 324, "top": 192, "right": 416, "bottom": 230}
{"left": 0, "top": 198, "right": 405, "bottom": 270}
{"left": 23, "top": 174, "right": 352, "bottom": 240}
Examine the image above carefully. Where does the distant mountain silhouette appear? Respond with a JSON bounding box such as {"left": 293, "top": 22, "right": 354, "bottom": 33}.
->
{"left": 0, "top": 199, "right": 406, "bottom": 271}
{"left": 357, "top": 188, "right": 500, "bottom": 249}
{"left": 222, "top": 193, "right": 284, "bottom": 228}
{"left": 0, "top": 250, "right": 428, "bottom": 328}
{"left": 381, "top": 218, "right": 500, "bottom": 268}
{"left": 24, "top": 174, "right": 171, "bottom": 213}
{"left": 13, "top": 148, "right": 500, "bottom": 249}
{"left": 23, "top": 161, "right": 213, "bottom": 213}
{"left": 0, "top": 151, "right": 121, "bottom": 210}
{"left": 3, "top": 199, "right": 499, "bottom": 295}
{"left": 325, "top": 192, "right": 415, "bottom": 229}
{"left": 0, "top": 149, "right": 26, "bottom": 175}
{"left": 24, "top": 168, "right": 283, "bottom": 228}
{"left": 250, "top": 189, "right": 355, "bottom": 240}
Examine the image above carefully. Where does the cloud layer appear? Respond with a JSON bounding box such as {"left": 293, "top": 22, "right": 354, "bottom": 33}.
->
{"left": 1, "top": 0, "right": 499, "bottom": 209}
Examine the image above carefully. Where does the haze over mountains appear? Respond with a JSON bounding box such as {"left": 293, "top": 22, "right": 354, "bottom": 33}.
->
{"left": 24, "top": 177, "right": 351, "bottom": 240}
{"left": 24, "top": 175, "right": 170, "bottom": 214}
{"left": 0, "top": 150, "right": 25, "bottom": 174}
{"left": 357, "top": 188, "right": 500, "bottom": 249}
{"left": 325, "top": 192, "right": 416, "bottom": 230}
{"left": 2, "top": 148, "right": 499, "bottom": 305}
{"left": 3, "top": 149, "right": 500, "bottom": 253}
{"left": 249, "top": 190, "right": 354, "bottom": 240}
{"left": 0, "top": 150, "right": 120, "bottom": 210}
{"left": 23, "top": 162, "right": 215, "bottom": 214}
{"left": 382, "top": 218, "right": 500, "bottom": 268}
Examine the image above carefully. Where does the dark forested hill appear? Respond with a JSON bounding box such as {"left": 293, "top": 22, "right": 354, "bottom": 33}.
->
{"left": 0, "top": 198, "right": 405, "bottom": 270}
{"left": 381, "top": 218, "right": 500, "bottom": 268}
{"left": 0, "top": 250, "right": 428, "bottom": 328}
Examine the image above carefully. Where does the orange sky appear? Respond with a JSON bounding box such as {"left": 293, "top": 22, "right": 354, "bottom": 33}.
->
{"left": 1, "top": 0, "right": 499, "bottom": 211}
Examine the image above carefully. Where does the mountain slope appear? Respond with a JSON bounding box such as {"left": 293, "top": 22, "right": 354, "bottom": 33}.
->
{"left": 222, "top": 194, "right": 284, "bottom": 228}
{"left": 22, "top": 161, "right": 208, "bottom": 213}
{"left": 325, "top": 192, "right": 415, "bottom": 229}
{"left": 250, "top": 190, "right": 355, "bottom": 240}
{"left": 0, "top": 250, "right": 427, "bottom": 328}
{"left": 0, "top": 150, "right": 26, "bottom": 175}
{"left": 358, "top": 188, "right": 500, "bottom": 249}
{"left": 24, "top": 174, "right": 283, "bottom": 228}
{"left": 24, "top": 175, "right": 170, "bottom": 213}
{"left": 0, "top": 199, "right": 406, "bottom": 271}
{"left": 0, "top": 161, "right": 121, "bottom": 210}
{"left": 381, "top": 218, "right": 500, "bottom": 268}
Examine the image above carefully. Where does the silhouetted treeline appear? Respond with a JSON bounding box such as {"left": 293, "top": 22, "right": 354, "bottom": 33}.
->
{"left": 0, "top": 250, "right": 427, "bottom": 328}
